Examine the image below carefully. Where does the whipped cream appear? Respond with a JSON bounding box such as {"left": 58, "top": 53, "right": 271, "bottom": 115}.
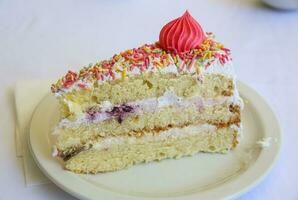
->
{"left": 201, "top": 60, "right": 235, "bottom": 78}
{"left": 92, "top": 123, "right": 217, "bottom": 151}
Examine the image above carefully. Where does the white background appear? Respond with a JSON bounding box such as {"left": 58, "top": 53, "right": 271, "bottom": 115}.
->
{"left": 1, "top": 0, "right": 298, "bottom": 199}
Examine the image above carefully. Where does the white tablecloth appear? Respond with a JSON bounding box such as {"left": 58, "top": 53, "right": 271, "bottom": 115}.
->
{"left": 1, "top": 0, "right": 297, "bottom": 199}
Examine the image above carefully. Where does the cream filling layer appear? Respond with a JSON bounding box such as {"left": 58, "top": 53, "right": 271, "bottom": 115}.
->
{"left": 58, "top": 89, "right": 243, "bottom": 128}
{"left": 91, "top": 123, "right": 239, "bottom": 151}
{"left": 52, "top": 123, "right": 240, "bottom": 157}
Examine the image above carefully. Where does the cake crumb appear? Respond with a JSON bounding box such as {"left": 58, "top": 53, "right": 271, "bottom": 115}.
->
{"left": 256, "top": 137, "right": 272, "bottom": 148}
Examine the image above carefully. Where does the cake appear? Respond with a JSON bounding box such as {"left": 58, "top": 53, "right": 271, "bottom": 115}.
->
{"left": 51, "top": 11, "right": 243, "bottom": 174}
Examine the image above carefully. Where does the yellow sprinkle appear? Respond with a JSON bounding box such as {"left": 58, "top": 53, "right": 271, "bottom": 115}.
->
{"left": 96, "top": 67, "right": 102, "bottom": 72}
{"left": 121, "top": 69, "right": 127, "bottom": 78}
{"left": 195, "top": 63, "right": 201, "bottom": 74}
{"left": 173, "top": 55, "right": 177, "bottom": 64}
{"left": 165, "top": 56, "right": 170, "bottom": 65}
{"left": 202, "top": 52, "right": 209, "bottom": 60}
{"left": 123, "top": 49, "right": 133, "bottom": 55}
{"left": 193, "top": 49, "right": 200, "bottom": 54}
{"left": 152, "top": 49, "right": 161, "bottom": 53}
{"left": 144, "top": 47, "right": 151, "bottom": 53}
{"left": 208, "top": 51, "right": 212, "bottom": 59}
{"left": 114, "top": 55, "right": 121, "bottom": 61}
{"left": 160, "top": 60, "right": 165, "bottom": 67}
{"left": 217, "top": 43, "right": 224, "bottom": 48}
{"left": 155, "top": 61, "right": 163, "bottom": 68}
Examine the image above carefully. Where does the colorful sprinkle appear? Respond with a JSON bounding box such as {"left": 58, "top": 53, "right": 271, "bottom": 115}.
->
{"left": 51, "top": 33, "right": 231, "bottom": 93}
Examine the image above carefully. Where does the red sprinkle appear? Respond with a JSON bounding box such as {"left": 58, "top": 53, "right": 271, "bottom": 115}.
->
{"left": 62, "top": 71, "right": 78, "bottom": 88}
{"left": 78, "top": 83, "right": 86, "bottom": 88}
{"left": 94, "top": 68, "right": 101, "bottom": 80}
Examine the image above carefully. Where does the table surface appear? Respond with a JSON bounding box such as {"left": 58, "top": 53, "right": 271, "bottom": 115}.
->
{"left": 1, "top": 0, "right": 298, "bottom": 199}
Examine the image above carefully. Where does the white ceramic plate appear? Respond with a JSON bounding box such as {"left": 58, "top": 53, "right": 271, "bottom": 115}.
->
{"left": 29, "top": 81, "right": 281, "bottom": 200}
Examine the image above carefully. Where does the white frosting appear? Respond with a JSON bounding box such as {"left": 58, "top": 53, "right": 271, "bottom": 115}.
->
{"left": 202, "top": 60, "right": 235, "bottom": 78}
{"left": 56, "top": 79, "right": 93, "bottom": 97}
{"left": 159, "top": 64, "right": 179, "bottom": 74}
{"left": 129, "top": 66, "right": 142, "bottom": 75}
{"left": 157, "top": 89, "right": 182, "bottom": 107}
{"left": 230, "top": 80, "right": 244, "bottom": 110}
{"left": 100, "top": 101, "right": 113, "bottom": 112}
{"left": 92, "top": 123, "right": 217, "bottom": 151}
{"left": 58, "top": 89, "right": 242, "bottom": 128}
{"left": 52, "top": 146, "right": 58, "bottom": 157}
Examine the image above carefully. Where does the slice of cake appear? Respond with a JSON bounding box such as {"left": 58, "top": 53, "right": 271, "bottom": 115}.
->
{"left": 51, "top": 11, "right": 243, "bottom": 174}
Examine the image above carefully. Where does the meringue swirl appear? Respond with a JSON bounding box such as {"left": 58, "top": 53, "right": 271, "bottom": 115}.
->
{"left": 159, "top": 11, "right": 205, "bottom": 54}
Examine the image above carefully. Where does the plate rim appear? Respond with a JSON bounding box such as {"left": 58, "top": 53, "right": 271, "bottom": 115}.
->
{"left": 28, "top": 81, "right": 282, "bottom": 200}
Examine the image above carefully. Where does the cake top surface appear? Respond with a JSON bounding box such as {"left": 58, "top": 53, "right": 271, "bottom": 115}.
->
{"left": 51, "top": 11, "right": 232, "bottom": 94}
